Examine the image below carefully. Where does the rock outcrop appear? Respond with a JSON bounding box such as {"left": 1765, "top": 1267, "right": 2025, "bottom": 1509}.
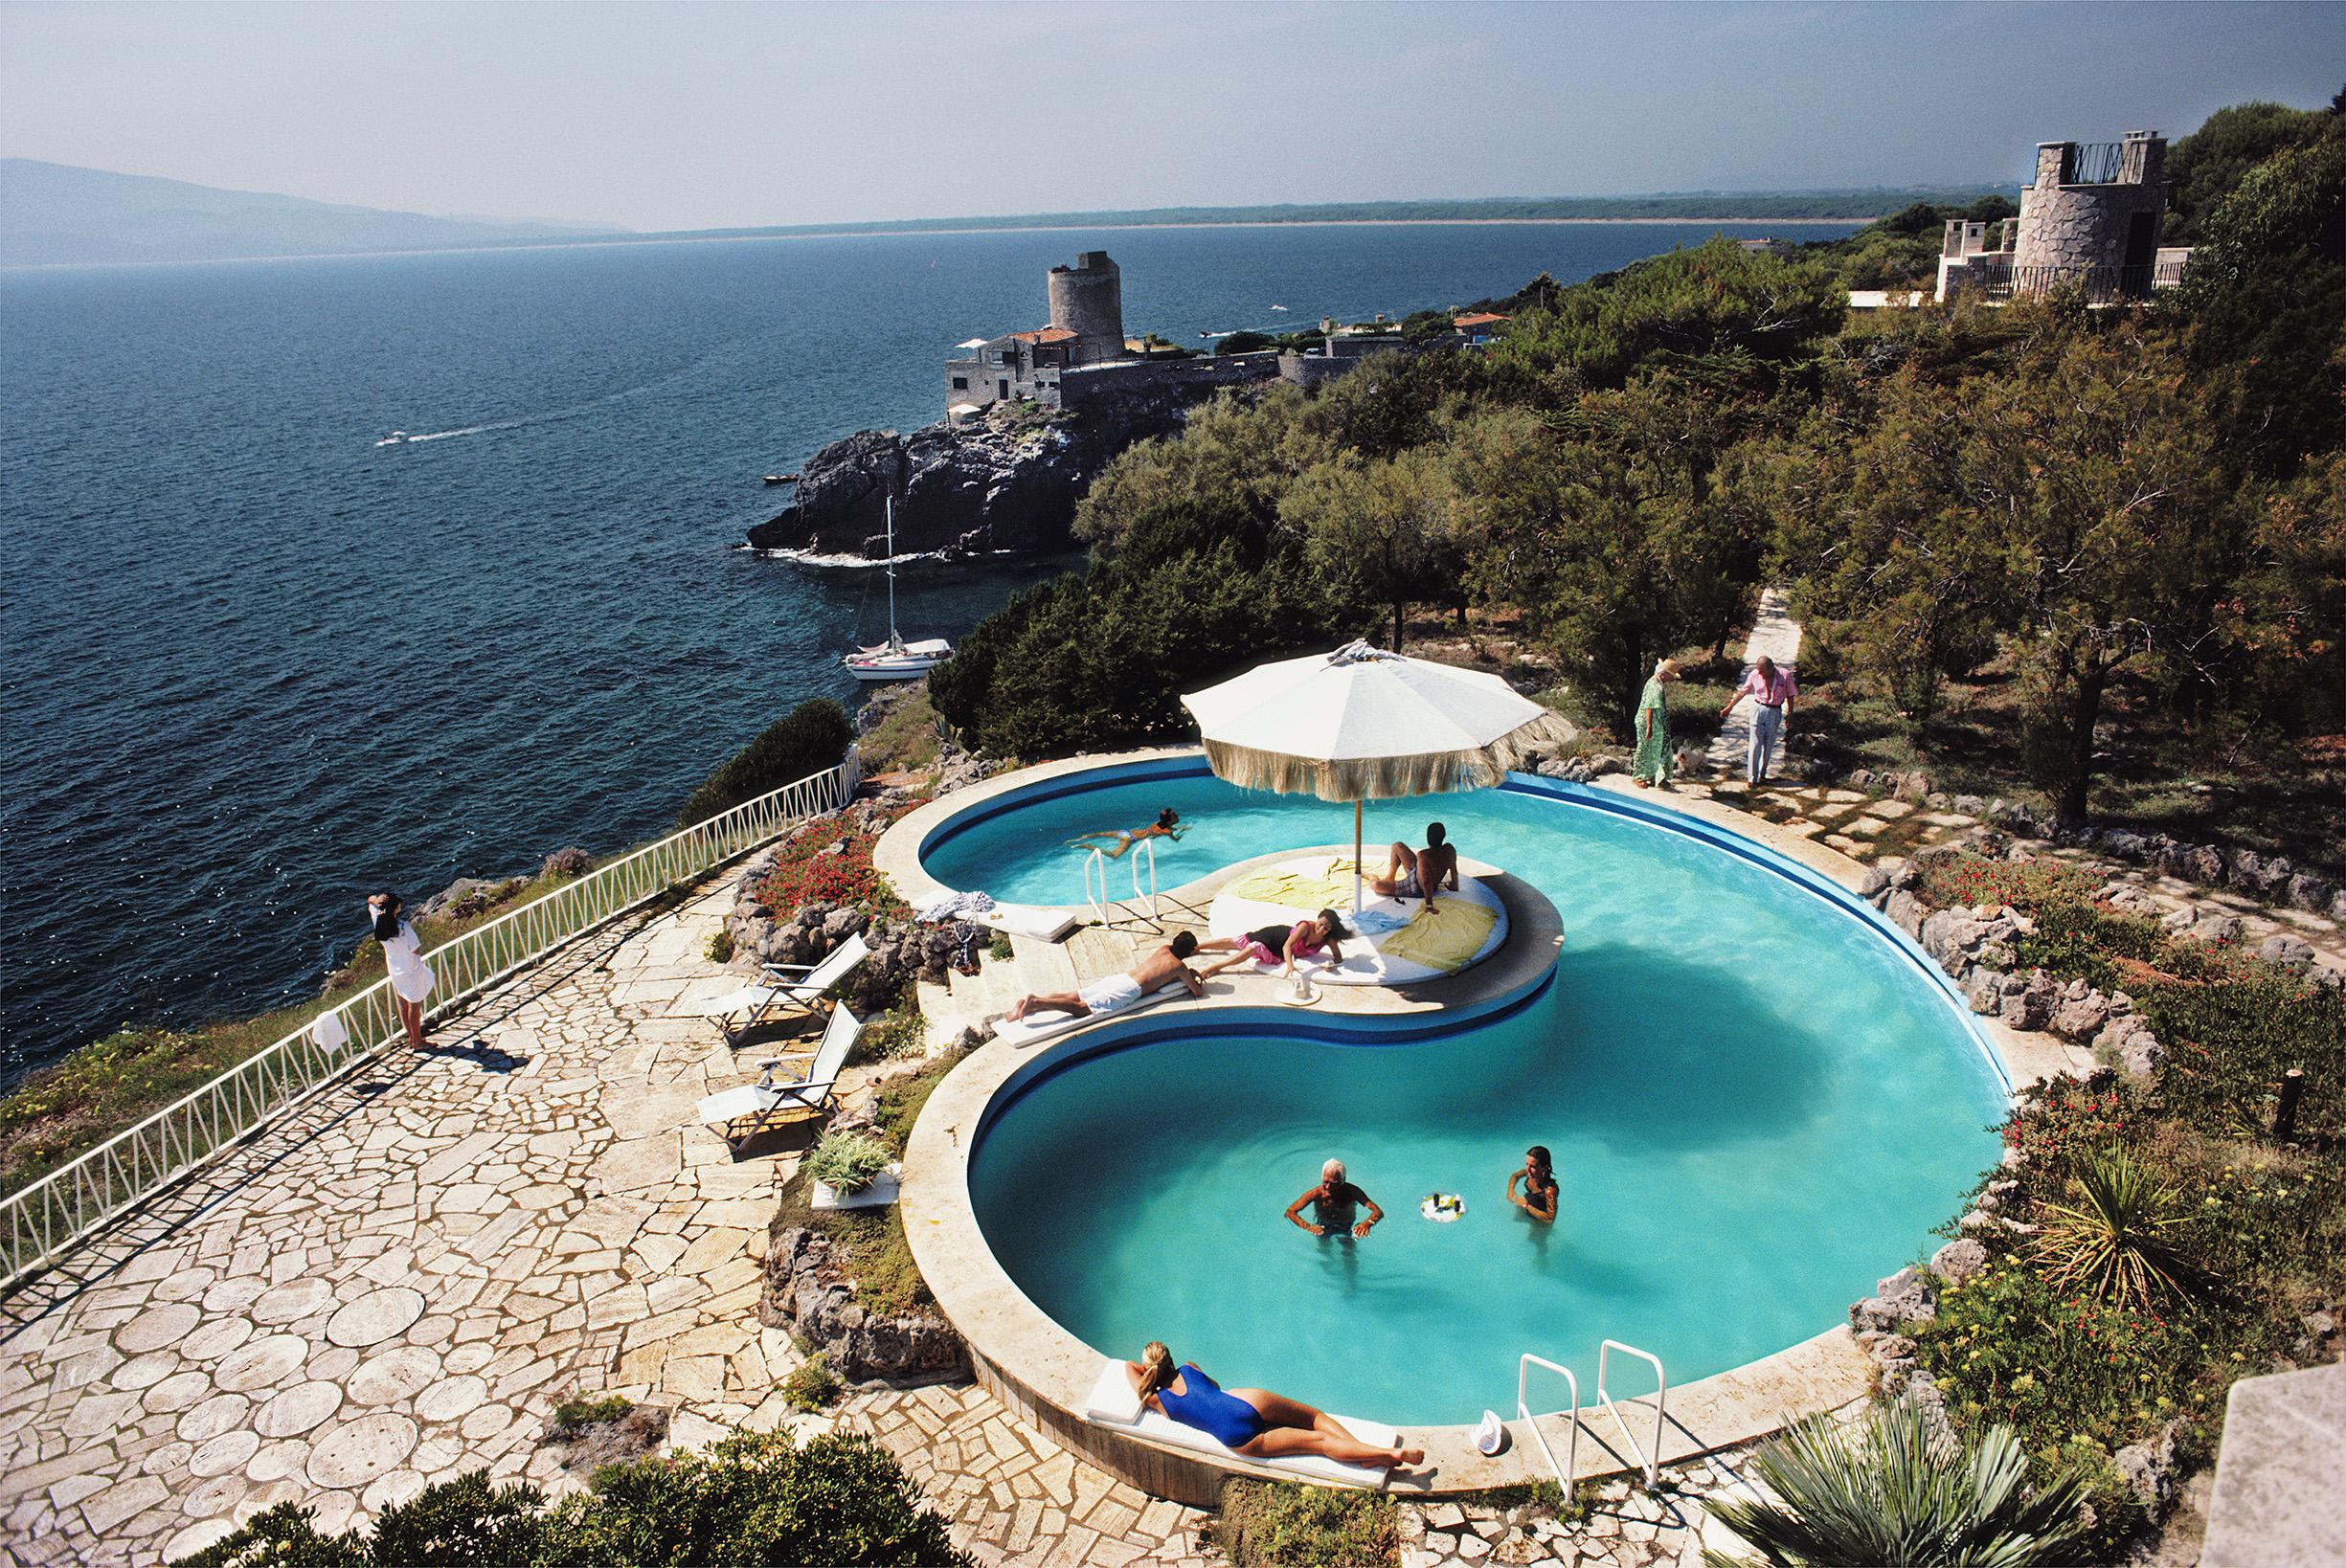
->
{"left": 747, "top": 372, "right": 1268, "bottom": 559}
{"left": 760, "top": 1223, "right": 968, "bottom": 1384}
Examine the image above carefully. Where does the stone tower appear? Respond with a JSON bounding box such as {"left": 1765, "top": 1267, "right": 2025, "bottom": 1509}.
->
{"left": 1047, "top": 252, "right": 1125, "bottom": 365}
{"left": 2013, "top": 132, "right": 2168, "bottom": 281}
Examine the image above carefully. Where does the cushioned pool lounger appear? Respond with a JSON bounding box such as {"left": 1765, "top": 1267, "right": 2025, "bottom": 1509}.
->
{"left": 1080, "top": 1360, "right": 1396, "bottom": 1490}
{"left": 981, "top": 904, "right": 1081, "bottom": 943}
{"left": 986, "top": 980, "right": 1186, "bottom": 1048}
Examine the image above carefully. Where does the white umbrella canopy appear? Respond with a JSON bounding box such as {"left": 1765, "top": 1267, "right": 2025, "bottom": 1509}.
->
{"left": 1180, "top": 639, "right": 1574, "bottom": 908}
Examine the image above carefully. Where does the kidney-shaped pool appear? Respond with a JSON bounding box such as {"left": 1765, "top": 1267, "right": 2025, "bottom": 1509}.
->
{"left": 940, "top": 764, "right": 2005, "bottom": 1426}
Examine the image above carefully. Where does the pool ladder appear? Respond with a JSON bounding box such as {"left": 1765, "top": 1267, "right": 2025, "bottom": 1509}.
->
{"left": 1516, "top": 1338, "right": 1667, "bottom": 1490}
{"left": 1083, "top": 838, "right": 1160, "bottom": 932}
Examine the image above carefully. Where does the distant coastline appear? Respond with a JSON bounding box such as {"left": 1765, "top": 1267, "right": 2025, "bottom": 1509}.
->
{"left": 6, "top": 215, "right": 1872, "bottom": 273}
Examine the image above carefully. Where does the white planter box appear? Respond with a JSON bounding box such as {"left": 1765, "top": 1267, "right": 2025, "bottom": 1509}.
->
{"left": 811, "top": 1164, "right": 902, "bottom": 1211}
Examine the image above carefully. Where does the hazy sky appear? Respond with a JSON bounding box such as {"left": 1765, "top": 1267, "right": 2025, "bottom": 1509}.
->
{"left": 2, "top": 2, "right": 2337, "bottom": 231}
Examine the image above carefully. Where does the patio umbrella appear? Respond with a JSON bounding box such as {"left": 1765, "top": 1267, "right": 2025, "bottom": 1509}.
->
{"left": 1180, "top": 639, "right": 1573, "bottom": 911}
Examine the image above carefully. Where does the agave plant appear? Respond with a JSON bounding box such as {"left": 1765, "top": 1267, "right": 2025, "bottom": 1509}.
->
{"left": 2033, "top": 1142, "right": 2193, "bottom": 1306}
{"left": 1703, "top": 1399, "right": 2088, "bottom": 1568}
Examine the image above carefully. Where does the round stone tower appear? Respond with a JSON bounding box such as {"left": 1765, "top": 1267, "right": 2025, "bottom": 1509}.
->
{"left": 2013, "top": 132, "right": 2168, "bottom": 281}
{"left": 1047, "top": 252, "right": 1124, "bottom": 364}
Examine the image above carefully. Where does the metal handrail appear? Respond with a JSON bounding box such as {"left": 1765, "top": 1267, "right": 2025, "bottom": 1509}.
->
{"left": 1517, "top": 1354, "right": 1581, "bottom": 1488}
{"left": 1081, "top": 838, "right": 1160, "bottom": 931}
{"left": 0, "top": 750, "right": 862, "bottom": 1288}
{"left": 1597, "top": 1338, "right": 1667, "bottom": 1486}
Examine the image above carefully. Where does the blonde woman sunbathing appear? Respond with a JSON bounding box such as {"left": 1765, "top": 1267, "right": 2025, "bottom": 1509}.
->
{"left": 1069, "top": 807, "right": 1184, "bottom": 860}
{"left": 1126, "top": 1342, "right": 1424, "bottom": 1469}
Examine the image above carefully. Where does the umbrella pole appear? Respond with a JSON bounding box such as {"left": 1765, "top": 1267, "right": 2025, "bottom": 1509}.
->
{"left": 1353, "top": 800, "right": 1364, "bottom": 914}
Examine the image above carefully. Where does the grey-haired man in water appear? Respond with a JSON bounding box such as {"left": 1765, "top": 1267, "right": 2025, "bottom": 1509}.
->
{"left": 1284, "top": 1158, "right": 1383, "bottom": 1241}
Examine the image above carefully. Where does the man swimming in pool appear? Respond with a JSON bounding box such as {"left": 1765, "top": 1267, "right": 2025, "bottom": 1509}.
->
{"left": 1126, "top": 1341, "right": 1424, "bottom": 1469}
{"left": 1284, "top": 1158, "right": 1383, "bottom": 1240}
{"left": 1069, "top": 808, "right": 1184, "bottom": 861}
{"left": 1002, "top": 932, "right": 1206, "bottom": 1022}
{"left": 1369, "top": 821, "right": 1459, "bottom": 910}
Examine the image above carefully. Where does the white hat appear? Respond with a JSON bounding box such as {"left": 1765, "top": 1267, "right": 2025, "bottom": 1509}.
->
{"left": 1473, "top": 1409, "right": 1505, "bottom": 1456}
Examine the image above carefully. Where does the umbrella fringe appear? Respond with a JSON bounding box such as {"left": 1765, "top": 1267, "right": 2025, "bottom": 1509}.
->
{"left": 1203, "top": 720, "right": 1568, "bottom": 803}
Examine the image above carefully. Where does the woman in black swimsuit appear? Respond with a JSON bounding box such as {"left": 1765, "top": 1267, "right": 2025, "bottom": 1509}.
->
{"left": 1507, "top": 1145, "right": 1559, "bottom": 1224}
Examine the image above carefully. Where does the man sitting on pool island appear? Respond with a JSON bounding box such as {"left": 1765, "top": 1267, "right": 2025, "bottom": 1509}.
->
{"left": 1285, "top": 1158, "right": 1383, "bottom": 1240}
{"left": 1368, "top": 821, "right": 1459, "bottom": 910}
{"left": 1002, "top": 931, "right": 1207, "bottom": 1023}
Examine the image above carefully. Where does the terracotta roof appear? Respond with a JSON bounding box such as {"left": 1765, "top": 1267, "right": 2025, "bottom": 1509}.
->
{"left": 1009, "top": 326, "right": 1080, "bottom": 345}
{"left": 1451, "top": 312, "right": 1510, "bottom": 328}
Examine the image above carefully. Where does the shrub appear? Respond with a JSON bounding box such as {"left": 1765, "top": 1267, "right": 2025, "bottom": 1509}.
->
{"left": 678, "top": 699, "right": 854, "bottom": 827}
{"left": 988, "top": 930, "right": 1014, "bottom": 962}
{"left": 849, "top": 1002, "right": 927, "bottom": 1066}
{"left": 753, "top": 802, "right": 922, "bottom": 919}
{"left": 540, "top": 845, "right": 594, "bottom": 882}
{"left": 781, "top": 1355, "right": 844, "bottom": 1412}
{"left": 2142, "top": 968, "right": 2346, "bottom": 1139}
{"left": 704, "top": 928, "right": 736, "bottom": 965}
{"left": 1913, "top": 850, "right": 2100, "bottom": 914}
{"left": 539, "top": 1430, "right": 967, "bottom": 1568}
{"left": 1211, "top": 1478, "right": 1397, "bottom": 1568}
{"left": 1700, "top": 1397, "right": 2087, "bottom": 1568}
{"left": 179, "top": 1436, "right": 966, "bottom": 1568}
{"left": 805, "top": 1131, "right": 893, "bottom": 1195}
{"left": 2032, "top": 1144, "right": 2197, "bottom": 1307}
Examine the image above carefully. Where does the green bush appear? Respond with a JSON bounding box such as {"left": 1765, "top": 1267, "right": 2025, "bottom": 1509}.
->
{"left": 1211, "top": 1479, "right": 1397, "bottom": 1568}
{"left": 987, "top": 930, "right": 1014, "bottom": 962}
{"left": 805, "top": 1131, "right": 893, "bottom": 1195}
{"left": 781, "top": 1354, "right": 844, "bottom": 1412}
{"left": 678, "top": 699, "right": 854, "bottom": 827}
{"left": 547, "top": 1393, "right": 633, "bottom": 1440}
{"left": 848, "top": 1002, "right": 927, "bottom": 1065}
{"left": 705, "top": 929, "right": 736, "bottom": 965}
{"left": 175, "top": 1436, "right": 968, "bottom": 1568}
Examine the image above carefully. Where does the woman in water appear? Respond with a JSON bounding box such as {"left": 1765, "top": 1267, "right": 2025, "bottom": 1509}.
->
{"left": 1126, "top": 1342, "right": 1424, "bottom": 1469}
{"left": 1069, "top": 807, "right": 1184, "bottom": 860}
{"left": 1506, "top": 1145, "right": 1559, "bottom": 1224}
{"left": 1195, "top": 908, "right": 1348, "bottom": 979}
{"left": 368, "top": 891, "right": 434, "bottom": 1049}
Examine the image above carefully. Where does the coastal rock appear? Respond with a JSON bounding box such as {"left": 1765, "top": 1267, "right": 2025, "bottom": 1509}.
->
{"left": 2101, "top": 883, "right": 2162, "bottom": 919}
{"left": 1851, "top": 1266, "right": 1935, "bottom": 1333}
{"left": 2286, "top": 872, "right": 2336, "bottom": 913}
{"left": 1929, "top": 1239, "right": 1990, "bottom": 1287}
{"left": 2182, "top": 912, "right": 2244, "bottom": 946}
{"left": 2051, "top": 992, "right": 2112, "bottom": 1043}
{"left": 747, "top": 374, "right": 1268, "bottom": 559}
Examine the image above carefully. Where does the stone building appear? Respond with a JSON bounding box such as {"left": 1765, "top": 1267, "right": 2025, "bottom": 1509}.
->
{"left": 944, "top": 252, "right": 1135, "bottom": 415}
{"left": 1936, "top": 132, "right": 2192, "bottom": 303}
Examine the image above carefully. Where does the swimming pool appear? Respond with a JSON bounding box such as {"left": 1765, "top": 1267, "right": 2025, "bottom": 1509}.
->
{"left": 936, "top": 761, "right": 2006, "bottom": 1427}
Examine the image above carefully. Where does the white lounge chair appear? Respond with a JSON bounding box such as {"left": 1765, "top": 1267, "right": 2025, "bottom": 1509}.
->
{"left": 696, "top": 1003, "right": 863, "bottom": 1150}
{"left": 981, "top": 904, "right": 1081, "bottom": 943}
{"left": 1080, "top": 1359, "right": 1401, "bottom": 1490}
{"left": 686, "top": 932, "right": 868, "bottom": 1047}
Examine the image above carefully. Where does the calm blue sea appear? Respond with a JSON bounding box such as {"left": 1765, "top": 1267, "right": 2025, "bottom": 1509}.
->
{"left": 0, "top": 220, "right": 1852, "bottom": 1079}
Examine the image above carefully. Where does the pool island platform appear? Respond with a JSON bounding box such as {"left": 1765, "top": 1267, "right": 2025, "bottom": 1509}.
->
{"left": 876, "top": 755, "right": 1879, "bottom": 1503}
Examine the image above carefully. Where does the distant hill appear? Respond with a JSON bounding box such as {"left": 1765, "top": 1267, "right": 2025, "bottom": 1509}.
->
{"left": 0, "top": 161, "right": 627, "bottom": 267}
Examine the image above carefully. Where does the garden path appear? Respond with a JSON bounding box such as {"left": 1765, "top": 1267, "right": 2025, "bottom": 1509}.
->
{"left": 1703, "top": 588, "right": 1803, "bottom": 781}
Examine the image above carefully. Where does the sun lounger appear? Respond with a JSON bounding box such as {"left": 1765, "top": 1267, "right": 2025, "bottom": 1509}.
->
{"left": 1080, "top": 1359, "right": 1398, "bottom": 1490}
{"left": 695, "top": 1003, "right": 862, "bottom": 1149}
{"left": 981, "top": 904, "right": 1081, "bottom": 943}
{"left": 986, "top": 976, "right": 1190, "bottom": 1049}
{"left": 684, "top": 933, "right": 868, "bottom": 1046}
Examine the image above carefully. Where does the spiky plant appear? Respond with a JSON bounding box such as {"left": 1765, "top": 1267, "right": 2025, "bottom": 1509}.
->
{"left": 2033, "top": 1142, "right": 2193, "bottom": 1307}
{"left": 1703, "top": 1400, "right": 2088, "bottom": 1568}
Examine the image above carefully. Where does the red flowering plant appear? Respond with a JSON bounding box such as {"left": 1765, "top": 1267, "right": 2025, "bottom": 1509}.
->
{"left": 2004, "top": 1073, "right": 2148, "bottom": 1177}
{"left": 1915, "top": 849, "right": 2100, "bottom": 915}
{"left": 754, "top": 796, "right": 927, "bottom": 920}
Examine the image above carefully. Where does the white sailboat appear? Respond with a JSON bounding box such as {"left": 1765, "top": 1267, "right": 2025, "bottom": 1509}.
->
{"left": 843, "top": 498, "right": 953, "bottom": 682}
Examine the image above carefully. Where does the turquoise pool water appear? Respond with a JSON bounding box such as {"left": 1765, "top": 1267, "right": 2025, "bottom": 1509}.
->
{"left": 949, "top": 770, "right": 2006, "bottom": 1426}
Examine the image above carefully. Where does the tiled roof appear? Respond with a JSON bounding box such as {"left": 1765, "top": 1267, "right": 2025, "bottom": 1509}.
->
{"left": 1009, "top": 326, "right": 1080, "bottom": 344}
{"left": 1451, "top": 312, "right": 1510, "bottom": 328}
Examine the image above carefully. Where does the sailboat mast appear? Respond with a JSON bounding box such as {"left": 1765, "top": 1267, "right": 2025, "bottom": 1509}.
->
{"left": 885, "top": 496, "right": 899, "bottom": 645}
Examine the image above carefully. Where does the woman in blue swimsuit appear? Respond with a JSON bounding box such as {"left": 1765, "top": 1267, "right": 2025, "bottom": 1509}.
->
{"left": 1125, "top": 1342, "right": 1425, "bottom": 1469}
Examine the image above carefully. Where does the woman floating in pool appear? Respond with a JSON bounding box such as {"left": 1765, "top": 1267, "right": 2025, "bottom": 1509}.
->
{"left": 1506, "top": 1145, "right": 1559, "bottom": 1224}
{"left": 1127, "top": 1342, "right": 1425, "bottom": 1470}
{"left": 1195, "top": 908, "right": 1348, "bottom": 979}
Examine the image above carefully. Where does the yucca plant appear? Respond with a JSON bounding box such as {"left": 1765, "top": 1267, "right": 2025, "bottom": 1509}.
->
{"left": 2032, "top": 1142, "right": 2194, "bottom": 1306}
{"left": 1703, "top": 1400, "right": 2088, "bottom": 1568}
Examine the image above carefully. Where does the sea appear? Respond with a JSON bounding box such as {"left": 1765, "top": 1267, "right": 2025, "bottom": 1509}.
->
{"left": 0, "top": 219, "right": 1855, "bottom": 1082}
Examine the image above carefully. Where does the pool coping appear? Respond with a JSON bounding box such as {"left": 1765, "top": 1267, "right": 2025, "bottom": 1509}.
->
{"left": 882, "top": 751, "right": 1975, "bottom": 1500}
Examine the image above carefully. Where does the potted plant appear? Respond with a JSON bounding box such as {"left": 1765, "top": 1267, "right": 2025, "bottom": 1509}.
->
{"left": 806, "top": 1130, "right": 901, "bottom": 1210}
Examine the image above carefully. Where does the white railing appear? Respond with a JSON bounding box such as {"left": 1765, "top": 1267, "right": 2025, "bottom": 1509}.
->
{"left": 1082, "top": 837, "right": 1160, "bottom": 930}
{"left": 0, "top": 750, "right": 861, "bottom": 1288}
{"left": 1598, "top": 1339, "right": 1668, "bottom": 1486}
{"left": 1518, "top": 1353, "right": 1582, "bottom": 1489}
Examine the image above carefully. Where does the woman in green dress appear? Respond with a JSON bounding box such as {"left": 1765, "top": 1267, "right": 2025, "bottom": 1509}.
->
{"left": 1632, "top": 659, "right": 1680, "bottom": 787}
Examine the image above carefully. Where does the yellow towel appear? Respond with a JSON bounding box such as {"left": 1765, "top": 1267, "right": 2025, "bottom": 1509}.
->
{"left": 1225, "top": 859, "right": 1359, "bottom": 911}
{"left": 1378, "top": 899, "right": 1499, "bottom": 974}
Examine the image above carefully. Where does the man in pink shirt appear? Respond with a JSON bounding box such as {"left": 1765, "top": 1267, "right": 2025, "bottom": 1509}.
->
{"left": 1721, "top": 655, "right": 1798, "bottom": 784}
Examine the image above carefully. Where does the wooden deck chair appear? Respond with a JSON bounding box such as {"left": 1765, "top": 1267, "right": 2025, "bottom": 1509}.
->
{"left": 695, "top": 1004, "right": 862, "bottom": 1151}
{"left": 685, "top": 932, "right": 868, "bottom": 1047}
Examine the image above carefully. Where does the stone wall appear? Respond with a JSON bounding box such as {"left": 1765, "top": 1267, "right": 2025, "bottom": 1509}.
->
{"left": 2013, "top": 136, "right": 2167, "bottom": 274}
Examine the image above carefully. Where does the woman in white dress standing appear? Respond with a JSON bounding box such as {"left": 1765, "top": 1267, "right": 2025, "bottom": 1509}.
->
{"left": 369, "top": 891, "right": 433, "bottom": 1048}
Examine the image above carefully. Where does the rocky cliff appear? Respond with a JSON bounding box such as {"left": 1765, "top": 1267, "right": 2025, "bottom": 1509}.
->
{"left": 745, "top": 365, "right": 1275, "bottom": 558}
